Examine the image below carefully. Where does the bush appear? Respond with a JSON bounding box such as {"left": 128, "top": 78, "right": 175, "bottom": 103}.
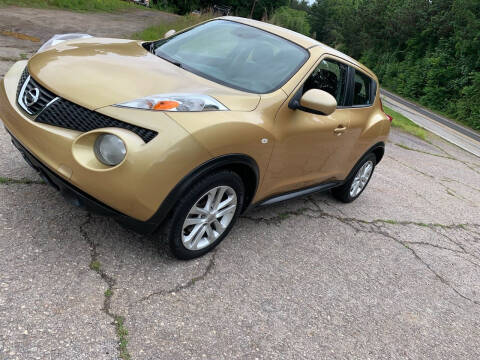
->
{"left": 455, "top": 72, "right": 480, "bottom": 130}
{"left": 132, "top": 13, "right": 213, "bottom": 41}
{"left": 270, "top": 6, "right": 310, "bottom": 36}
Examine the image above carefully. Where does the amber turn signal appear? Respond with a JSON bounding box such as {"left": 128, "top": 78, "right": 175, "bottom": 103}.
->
{"left": 153, "top": 100, "right": 179, "bottom": 110}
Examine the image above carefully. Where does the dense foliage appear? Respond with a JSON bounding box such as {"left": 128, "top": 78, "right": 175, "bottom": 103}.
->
{"left": 308, "top": 0, "right": 480, "bottom": 130}
{"left": 270, "top": 6, "right": 310, "bottom": 35}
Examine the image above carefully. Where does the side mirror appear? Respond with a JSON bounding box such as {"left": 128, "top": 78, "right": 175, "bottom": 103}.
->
{"left": 164, "top": 29, "right": 176, "bottom": 38}
{"left": 299, "top": 89, "right": 337, "bottom": 115}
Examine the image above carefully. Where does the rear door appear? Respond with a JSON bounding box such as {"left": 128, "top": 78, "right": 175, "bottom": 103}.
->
{"left": 338, "top": 68, "right": 379, "bottom": 179}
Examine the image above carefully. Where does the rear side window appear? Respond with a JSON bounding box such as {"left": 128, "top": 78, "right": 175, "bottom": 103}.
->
{"left": 303, "top": 59, "right": 348, "bottom": 106}
{"left": 353, "top": 70, "right": 375, "bottom": 106}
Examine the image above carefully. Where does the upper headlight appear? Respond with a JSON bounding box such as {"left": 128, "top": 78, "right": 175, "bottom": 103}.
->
{"left": 37, "top": 33, "right": 93, "bottom": 53}
{"left": 114, "top": 93, "right": 228, "bottom": 112}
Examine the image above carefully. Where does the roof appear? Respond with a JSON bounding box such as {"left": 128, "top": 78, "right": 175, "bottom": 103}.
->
{"left": 221, "top": 16, "right": 319, "bottom": 49}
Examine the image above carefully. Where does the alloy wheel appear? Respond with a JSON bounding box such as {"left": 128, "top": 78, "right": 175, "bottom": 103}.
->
{"left": 349, "top": 160, "right": 373, "bottom": 198}
{"left": 181, "top": 185, "right": 237, "bottom": 250}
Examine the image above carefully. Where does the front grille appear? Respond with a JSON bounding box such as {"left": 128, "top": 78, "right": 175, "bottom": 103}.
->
{"left": 36, "top": 99, "right": 158, "bottom": 143}
{"left": 16, "top": 67, "right": 158, "bottom": 143}
{"left": 16, "top": 66, "right": 29, "bottom": 99}
{"left": 17, "top": 68, "right": 57, "bottom": 115}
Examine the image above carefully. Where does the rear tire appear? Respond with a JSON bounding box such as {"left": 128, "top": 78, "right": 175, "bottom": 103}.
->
{"left": 332, "top": 153, "right": 376, "bottom": 203}
{"left": 164, "top": 170, "right": 244, "bottom": 260}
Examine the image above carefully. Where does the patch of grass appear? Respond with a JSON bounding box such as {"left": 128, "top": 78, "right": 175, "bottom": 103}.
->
{"left": 384, "top": 105, "right": 428, "bottom": 141}
{"left": 278, "top": 212, "right": 290, "bottom": 220}
{"left": 395, "top": 143, "right": 414, "bottom": 151}
{"left": 0, "top": 0, "right": 142, "bottom": 12}
{"left": 394, "top": 142, "right": 455, "bottom": 160}
{"left": 0, "top": 176, "right": 44, "bottom": 185}
{"left": 132, "top": 13, "right": 213, "bottom": 41}
{"left": 382, "top": 219, "right": 398, "bottom": 224}
{"left": 89, "top": 260, "right": 101, "bottom": 271}
{"left": 114, "top": 316, "right": 130, "bottom": 360}
{"left": 104, "top": 288, "right": 113, "bottom": 297}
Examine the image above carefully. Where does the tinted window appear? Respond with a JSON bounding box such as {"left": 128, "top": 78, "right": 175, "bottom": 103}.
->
{"left": 151, "top": 20, "right": 309, "bottom": 93}
{"left": 302, "top": 59, "right": 348, "bottom": 106}
{"left": 353, "top": 70, "right": 374, "bottom": 106}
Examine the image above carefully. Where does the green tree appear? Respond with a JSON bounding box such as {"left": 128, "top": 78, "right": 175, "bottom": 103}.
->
{"left": 307, "top": 0, "right": 480, "bottom": 130}
{"left": 270, "top": 6, "right": 311, "bottom": 35}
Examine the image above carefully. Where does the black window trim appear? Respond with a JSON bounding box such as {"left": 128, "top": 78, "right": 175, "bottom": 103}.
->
{"left": 347, "top": 68, "right": 377, "bottom": 108}
{"left": 288, "top": 55, "right": 351, "bottom": 114}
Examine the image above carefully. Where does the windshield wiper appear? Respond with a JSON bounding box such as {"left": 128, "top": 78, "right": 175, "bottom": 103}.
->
{"left": 156, "top": 51, "right": 184, "bottom": 69}
{"left": 166, "top": 58, "right": 183, "bottom": 68}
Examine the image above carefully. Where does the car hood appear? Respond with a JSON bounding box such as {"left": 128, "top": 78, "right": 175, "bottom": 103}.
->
{"left": 28, "top": 38, "right": 260, "bottom": 111}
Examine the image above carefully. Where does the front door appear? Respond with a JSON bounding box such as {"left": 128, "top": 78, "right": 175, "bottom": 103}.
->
{"left": 262, "top": 57, "right": 353, "bottom": 195}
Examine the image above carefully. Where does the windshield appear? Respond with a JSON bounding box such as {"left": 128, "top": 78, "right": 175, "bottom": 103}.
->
{"left": 150, "top": 20, "right": 309, "bottom": 94}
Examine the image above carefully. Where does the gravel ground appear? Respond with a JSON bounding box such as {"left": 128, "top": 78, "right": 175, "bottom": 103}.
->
{"left": 1, "top": 6, "right": 480, "bottom": 360}
{"left": 0, "top": 6, "right": 176, "bottom": 78}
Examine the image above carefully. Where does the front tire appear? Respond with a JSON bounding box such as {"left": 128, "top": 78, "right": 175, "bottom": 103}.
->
{"left": 332, "top": 153, "right": 376, "bottom": 203}
{"left": 165, "top": 170, "right": 245, "bottom": 260}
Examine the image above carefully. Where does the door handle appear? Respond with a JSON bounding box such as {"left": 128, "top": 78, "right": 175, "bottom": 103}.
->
{"left": 334, "top": 126, "right": 347, "bottom": 135}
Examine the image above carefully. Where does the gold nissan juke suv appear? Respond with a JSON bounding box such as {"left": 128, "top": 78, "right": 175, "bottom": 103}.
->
{"left": 0, "top": 17, "right": 391, "bottom": 259}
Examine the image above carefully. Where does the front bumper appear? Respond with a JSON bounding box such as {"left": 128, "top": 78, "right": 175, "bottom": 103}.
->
{"left": 8, "top": 132, "right": 157, "bottom": 233}
{"left": 0, "top": 61, "right": 211, "bottom": 222}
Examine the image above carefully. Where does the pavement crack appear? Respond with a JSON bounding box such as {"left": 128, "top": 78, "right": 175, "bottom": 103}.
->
{"left": 394, "top": 143, "right": 455, "bottom": 160}
{"left": 80, "top": 213, "right": 131, "bottom": 360}
{"left": 386, "top": 155, "right": 478, "bottom": 206}
{"left": 138, "top": 250, "right": 217, "bottom": 303}
{"left": 244, "top": 199, "right": 475, "bottom": 230}
{"left": 441, "top": 177, "right": 480, "bottom": 194}
{"left": 430, "top": 227, "right": 480, "bottom": 262}
{"left": 393, "top": 142, "right": 480, "bottom": 175}
{"left": 242, "top": 207, "right": 314, "bottom": 225}
{"left": 402, "top": 241, "right": 465, "bottom": 254}
{"left": 386, "top": 155, "right": 434, "bottom": 179}
{"left": 377, "top": 227, "right": 480, "bottom": 306}
{"left": 244, "top": 199, "right": 480, "bottom": 306}
{"left": 428, "top": 140, "right": 459, "bottom": 157}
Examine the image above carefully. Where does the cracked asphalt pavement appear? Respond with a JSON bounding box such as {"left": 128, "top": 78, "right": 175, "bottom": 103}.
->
{"left": 2, "top": 119, "right": 480, "bottom": 360}
{"left": 1, "top": 6, "right": 480, "bottom": 360}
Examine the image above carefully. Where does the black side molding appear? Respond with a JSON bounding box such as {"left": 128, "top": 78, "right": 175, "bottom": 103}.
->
{"left": 253, "top": 181, "right": 340, "bottom": 208}
{"left": 251, "top": 141, "right": 385, "bottom": 209}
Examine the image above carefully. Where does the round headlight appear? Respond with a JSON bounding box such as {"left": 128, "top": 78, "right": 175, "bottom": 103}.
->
{"left": 94, "top": 134, "right": 126, "bottom": 166}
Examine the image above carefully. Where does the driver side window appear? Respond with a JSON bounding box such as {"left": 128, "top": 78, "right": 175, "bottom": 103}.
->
{"left": 302, "top": 59, "right": 348, "bottom": 106}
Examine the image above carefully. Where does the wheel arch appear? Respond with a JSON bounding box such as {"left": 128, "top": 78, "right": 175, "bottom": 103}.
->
{"left": 343, "top": 142, "right": 385, "bottom": 183}
{"left": 372, "top": 144, "right": 385, "bottom": 164}
{"left": 147, "top": 154, "right": 259, "bottom": 228}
